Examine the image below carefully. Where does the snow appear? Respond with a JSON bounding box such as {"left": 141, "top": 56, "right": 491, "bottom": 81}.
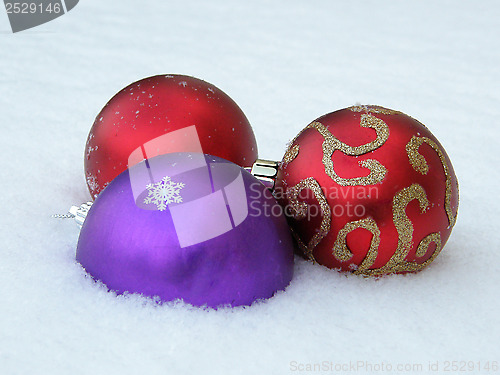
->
{"left": 1, "top": 0, "right": 499, "bottom": 374}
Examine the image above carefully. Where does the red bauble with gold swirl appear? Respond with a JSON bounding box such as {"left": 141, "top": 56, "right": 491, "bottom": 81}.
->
{"left": 274, "top": 105, "right": 459, "bottom": 275}
{"left": 84, "top": 75, "right": 258, "bottom": 199}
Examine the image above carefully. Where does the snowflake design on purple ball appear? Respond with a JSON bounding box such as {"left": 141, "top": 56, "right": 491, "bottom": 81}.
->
{"left": 144, "top": 176, "right": 185, "bottom": 211}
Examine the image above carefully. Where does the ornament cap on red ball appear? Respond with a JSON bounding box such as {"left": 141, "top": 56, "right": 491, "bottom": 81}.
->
{"left": 275, "top": 105, "right": 459, "bottom": 276}
{"left": 85, "top": 74, "right": 258, "bottom": 199}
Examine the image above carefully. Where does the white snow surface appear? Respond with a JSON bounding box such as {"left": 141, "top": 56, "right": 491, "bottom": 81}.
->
{"left": 1, "top": 1, "right": 499, "bottom": 374}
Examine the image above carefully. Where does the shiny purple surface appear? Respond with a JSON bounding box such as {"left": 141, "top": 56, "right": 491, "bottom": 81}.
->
{"left": 76, "top": 153, "right": 294, "bottom": 307}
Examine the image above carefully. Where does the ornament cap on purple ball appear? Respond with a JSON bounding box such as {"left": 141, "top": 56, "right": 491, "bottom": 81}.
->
{"left": 76, "top": 153, "right": 294, "bottom": 308}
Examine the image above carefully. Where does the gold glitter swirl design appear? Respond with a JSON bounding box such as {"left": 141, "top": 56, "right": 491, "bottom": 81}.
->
{"left": 282, "top": 144, "right": 300, "bottom": 164}
{"left": 349, "top": 105, "right": 402, "bottom": 115}
{"left": 286, "top": 177, "right": 331, "bottom": 262}
{"left": 406, "top": 135, "right": 457, "bottom": 228}
{"left": 413, "top": 233, "right": 443, "bottom": 271}
{"left": 315, "top": 115, "right": 388, "bottom": 186}
{"left": 301, "top": 115, "right": 389, "bottom": 186}
{"left": 359, "top": 184, "right": 443, "bottom": 276}
{"left": 333, "top": 217, "right": 381, "bottom": 273}
{"left": 280, "top": 112, "right": 389, "bottom": 186}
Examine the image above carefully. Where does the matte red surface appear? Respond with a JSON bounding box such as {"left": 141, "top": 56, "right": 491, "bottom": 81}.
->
{"left": 275, "top": 107, "right": 459, "bottom": 274}
{"left": 84, "top": 75, "right": 257, "bottom": 198}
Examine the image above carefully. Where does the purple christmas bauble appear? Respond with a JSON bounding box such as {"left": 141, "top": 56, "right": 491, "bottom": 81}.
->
{"left": 76, "top": 153, "right": 294, "bottom": 307}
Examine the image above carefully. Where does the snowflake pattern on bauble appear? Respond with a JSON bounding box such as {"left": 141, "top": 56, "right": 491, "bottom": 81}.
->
{"left": 144, "top": 176, "right": 185, "bottom": 211}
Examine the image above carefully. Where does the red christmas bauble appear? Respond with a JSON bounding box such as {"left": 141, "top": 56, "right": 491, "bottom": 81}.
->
{"left": 84, "top": 74, "right": 258, "bottom": 198}
{"left": 275, "top": 105, "right": 459, "bottom": 275}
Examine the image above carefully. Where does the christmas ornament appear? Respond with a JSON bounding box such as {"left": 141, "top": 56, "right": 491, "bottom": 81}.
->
{"left": 85, "top": 74, "right": 258, "bottom": 199}
{"left": 272, "top": 105, "right": 459, "bottom": 276}
{"left": 76, "top": 152, "right": 294, "bottom": 307}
